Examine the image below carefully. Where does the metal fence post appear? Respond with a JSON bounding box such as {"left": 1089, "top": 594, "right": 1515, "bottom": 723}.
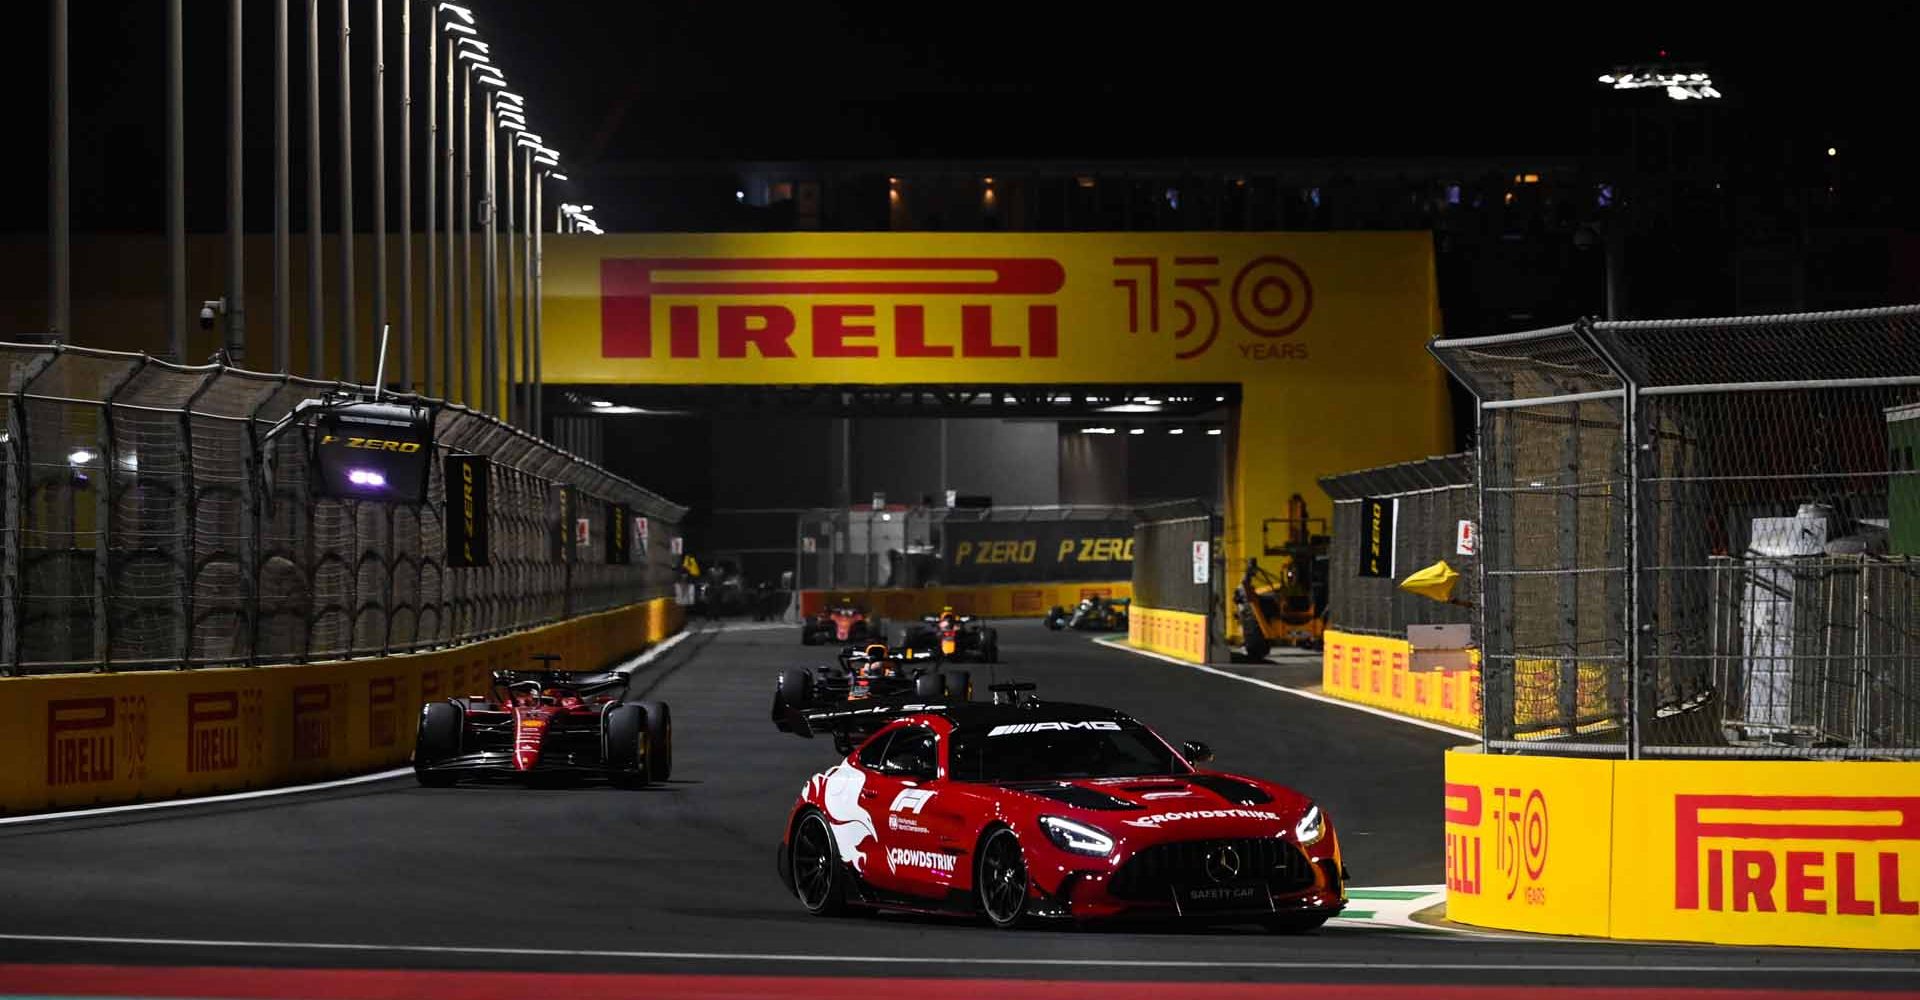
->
{"left": 96, "top": 361, "right": 145, "bottom": 669}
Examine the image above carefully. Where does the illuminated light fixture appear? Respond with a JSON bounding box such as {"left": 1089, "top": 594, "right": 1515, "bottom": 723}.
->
{"left": 1214, "top": 395, "right": 1226, "bottom": 402}
{"left": 1168, "top": 428, "right": 1185, "bottom": 435}
{"left": 457, "top": 50, "right": 489, "bottom": 65}
{"left": 1522, "top": 173, "right": 1540, "bottom": 184}
{"left": 1129, "top": 428, "right": 1145, "bottom": 435}
{"left": 67, "top": 448, "right": 94, "bottom": 466}
{"left": 498, "top": 90, "right": 524, "bottom": 105}
{"left": 1076, "top": 175, "right": 1096, "bottom": 188}
{"left": 535, "top": 155, "right": 558, "bottom": 167}
{"left": 1207, "top": 428, "right": 1223, "bottom": 436}
{"left": 983, "top": 176, "right": 994, "bottom": 185}
{"left": 736, "top": 190, "right": 746, "bottom": 202}
{"left": 443, "top": 21, "right": 477, "bottom": 36}
{"left": 456, "top": 38, "right": 488, "bottom": 53}
{"left": 589, "top": 400, "right": 613, "bottom": 408}
{"left": 888, "top": 176, "right": 899, "bottom": 185}
{"left": 1600, "top": 65, "right": 1721, "bottom": 101}
{"left": 1097, "top": 403, "right": 1161, "bottom": 413}
{"left": 1828, "top": 147, "right": 1837, "bottom": 157}
{"left": 547, "top": 172, "right": 567, "bottom": 181}
{"left": 516, "top": 133, "right": 545, "bottom": 147}
{"left": 477, "top": 72, "right": 506, "bottom": 88}
{"left": 1080, "top": 426, "right": 1117, "bottom": 435}
{"left": 347, "top": 468, "right": 388, "bottom": 488}
{"left": 437, "top": 2, "right": 474, "bottom": 23}
{"left": 581, "top": 205, "right": 595, "bottom": 212}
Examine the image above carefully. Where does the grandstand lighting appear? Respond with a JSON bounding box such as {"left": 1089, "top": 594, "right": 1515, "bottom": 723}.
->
{"left": 590, "top": 400, "right": 613, "bottom": 408}
{"left": 1129, "top": 428, "right": 1145, "bottom": 435}
{"left": 548, "top": 172, "right": 567, "bottom": 181}
{"left": 1598, "top": 66, "right": 1720, "bottom": 100}
{"left": 1207, "top": 428, "right": 1223, "bottom": 436}
{"left": 1168, "top": 428, "right": 1185, "bottom": 435}
{"left": 443, "top": 21, "right": 476, "bottom": 37}
{"left": 67, "top": 449, "right": 94, "bottom": 466}
{"left": 437, "top": 3, "right": 474, "bottom": 24}
{"left": 1080, "top": 426, "right": 1117, "bottom": 435}
{"left": 456, "top": 38, "right": 487, "bottom": 54}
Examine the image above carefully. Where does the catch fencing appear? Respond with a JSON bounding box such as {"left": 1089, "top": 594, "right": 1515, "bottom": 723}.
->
{"left": 1431, "top": 305, "right": 1920, "bottom": 758}
{"left": 1320, "top": 454, "right": 1477, "bottom": 638}
{"left": 794, "top": 504, "right": 1139, "bottom": 591}
{"left": 2, "top": 343, "right": 683, "bottom": 675}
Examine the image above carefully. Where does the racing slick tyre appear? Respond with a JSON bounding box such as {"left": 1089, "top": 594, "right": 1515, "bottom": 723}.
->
{"left": 413, "top": 702, "right": 461, "bottom": 787}
{"left": 975, "top": 826, "right": 1030, "bottom": 929}
{"left": 773, "top": 668, "right": 813, "bottom": 718}
{"left": 1240, "top": 608, "right": 1272, "bottom": 661}
{"left": 913, "top": 673, "right": 945, "bottom": 700}
{"left": 1044, "top": 607, "right": 1067, "bottom": 630}
{"left": 1262, "top": 912, "right": 1331, "bottom": 934}
{"left": 790, "top": 809, "right": 850, "bottom": 917}
{"left": 944, "top": 669, "right": 973, "bottom": 702}
{"left": 606, "top": 703, "right": 649, "bottom": 789}
{"left": 637, "top": 700, "right": 673, "bottom": 782}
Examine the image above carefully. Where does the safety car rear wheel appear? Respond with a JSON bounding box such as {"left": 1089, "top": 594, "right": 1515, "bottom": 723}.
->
{"left": 791, "top": 809, "right": 849, "bottom": 917}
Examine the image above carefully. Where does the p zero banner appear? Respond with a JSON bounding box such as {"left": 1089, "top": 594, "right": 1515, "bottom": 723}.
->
{"left": 445, "top": 455, "right": 490, "bottom": 568}
{"left": 940, "top": 520, "right": 1134, "bottom": 585}
{"left": 1358, "top": 497, "right": 1398, "bottom": 579}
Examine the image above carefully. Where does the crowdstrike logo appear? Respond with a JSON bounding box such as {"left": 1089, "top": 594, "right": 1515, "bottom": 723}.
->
{"left": 1126, "top": 808, "right": 1284, "bottom": 829}
{"left": 887, "top": 847, "right": 957, "bottom": 874}
{"left": 988, "top": 721, "right": 1122, "bottom": 737}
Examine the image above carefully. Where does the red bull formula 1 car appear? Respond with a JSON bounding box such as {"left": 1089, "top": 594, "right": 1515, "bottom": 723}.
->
{"left": 900, "top": 607, "right": 1000, "bottom": 663}
{"left": 772, "top": 643, "right": 974, "bottom": 723}
{"left": 412, "top": 656, "right": 673, "bottom": 787}
{"left": 773, "top": 684, "right": 1345, "bottom": 930}
{"left": 802, "top": 599, "right": 884, "bottom": 646}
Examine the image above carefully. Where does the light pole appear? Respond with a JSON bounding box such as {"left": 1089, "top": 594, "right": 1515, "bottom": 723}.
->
{"left": 168, "top": 0, "right": 185, "bottom": 362}
{"left": 226, "top": 0, "right": 245, "bottom": 363}
{"left": 496, "top": 95, "right": 524, "bottom": 426}
{"left": 456, "top": 44, "right": 489, "bottom": 403}
{"left": 371, "top": 0, "right": 385, "bottom": 386}
{"left": 477, "top": 66, "right": 504, "bottom": 418}
{"left": 50, "top": 0, "right": 68, "bottom": 343}
{"left": 516, "top": 132, "right": 545, "bottom": 432}
{"left": 398, "top": 0, "right": 409, "bottom": 388}
{"left": 441, "top": 21, "right": 471, "bottom": 399}
{"left": 428, "top": 5, "right": 472, "bottom": 398}
{"left": 273, "top": 0, "right": 289, "bottom": 371}
{"left": 306, "top": 0, "right": 323, "bottom": 376}
{"left": 337, "top": 0, "right": 354, "bottom": 382}
{"left": 533, "top": 158, "right": 560, "bottom": 439}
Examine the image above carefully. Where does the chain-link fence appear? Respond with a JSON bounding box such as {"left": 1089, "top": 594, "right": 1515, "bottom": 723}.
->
{"left": 1, "top": 343, "right": 684, "bottom": 675}
{"left": 1320, "top": 455, "right": 1477, "bottom": 638}
{"left": 794, "top": 504, "right": 1141, "bottom": 591}
{"left": 1432, "top": 305, "right": 1920, "bottom": 759}
{"left": 1131, "top": 506, "right": 1220, "bottom": 616}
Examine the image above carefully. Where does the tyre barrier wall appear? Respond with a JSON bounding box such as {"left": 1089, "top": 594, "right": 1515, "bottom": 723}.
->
{"left": 1445, "top": 749, "right": 1920, "bottom": 950}
{"left": 1323, "top": 629, "right": 1480, "bottom": 731}
{"left": 0, "top": 597, "right": 683, "bottom": 815}
{"left": 797, "top": 582, "right": 1130, "bottom": 622}
{"left": 1127, "top": 605, "right": 1210, "bottom": 664}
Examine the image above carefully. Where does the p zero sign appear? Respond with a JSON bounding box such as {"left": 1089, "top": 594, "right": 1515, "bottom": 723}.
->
{"left": 941, "top": 519, "right": 1135, "bottom": 585}
{"left": 1357, "top": 497, "right": 1398, "bottom": 579}
{"left": 445, "top": 454, "right": 490, "bottom": 568}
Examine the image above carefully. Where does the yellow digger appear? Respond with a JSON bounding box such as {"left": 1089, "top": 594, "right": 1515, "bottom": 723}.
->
{"left": 1235, "top": 495, "right": 1330, "bottom": 659}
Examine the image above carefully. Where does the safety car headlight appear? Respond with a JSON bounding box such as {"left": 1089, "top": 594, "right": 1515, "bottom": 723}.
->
{"left": 1038, "top": 815, "right": 1115, "bottom": 856}
{"left": 1294, "top": 803, "right": 1325, "bottom": 846}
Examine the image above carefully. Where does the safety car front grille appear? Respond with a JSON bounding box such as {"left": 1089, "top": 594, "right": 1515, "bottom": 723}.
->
{"left": 1108, "top": 838, "right": 1314, "bottom": 900}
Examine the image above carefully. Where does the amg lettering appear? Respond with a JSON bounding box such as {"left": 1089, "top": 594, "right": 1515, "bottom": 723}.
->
{"left": 987, "top": 721, "right": 1124, "bottom": 737}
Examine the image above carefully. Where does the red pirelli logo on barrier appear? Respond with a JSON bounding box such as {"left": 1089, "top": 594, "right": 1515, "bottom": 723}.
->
{"left": 601, "top": 258, "right": 1066, "bottom": 360}
{"left": 187, "top": 692, "right": 241, "bottom": 773}
{"left": 292, "top": 685, "right": 333, "bottom": 761}
{"left": 46, "top": 697, "right": 115, "bottom": 786}
{"left": 1675, "top": 794, "right": 1920, "bottom": 917}
{"left": 368, "top": 677, "right": 401, "bottom": 750}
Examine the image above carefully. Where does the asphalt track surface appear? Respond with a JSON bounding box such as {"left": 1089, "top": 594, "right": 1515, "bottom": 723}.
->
{"left": 0, "top": 621, "right": 1915, "bottom": 996}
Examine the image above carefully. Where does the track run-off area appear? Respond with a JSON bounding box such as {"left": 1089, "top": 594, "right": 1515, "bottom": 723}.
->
{"left": 0, "top": 620, "right": 1914, "bottom": 996}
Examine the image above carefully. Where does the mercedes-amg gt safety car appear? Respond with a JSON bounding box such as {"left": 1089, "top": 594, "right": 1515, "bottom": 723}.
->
{"left": 802, "top": 599, "right": 883, "bottom": 646}
{"left": 412, "top": 658, "right": 672, "bottom": 787}
{"left": 771, "top": 643, "right": 974, "bottom": 725}
{"left": 774, "top": 685, "right": 1344, "bottom": 930}
{"left": 900, "top": 607, "right": 1000, "bottom": 663}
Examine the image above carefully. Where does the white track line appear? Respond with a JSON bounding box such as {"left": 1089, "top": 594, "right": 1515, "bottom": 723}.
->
{"left": 1, "top": 631, "right": 696, "bottom": 827}
{"left": 0, "top": 932, "right": 1904, "bottom": 973}
{"left": 1092, "top": 636, "right": 1478, "bottom": 741}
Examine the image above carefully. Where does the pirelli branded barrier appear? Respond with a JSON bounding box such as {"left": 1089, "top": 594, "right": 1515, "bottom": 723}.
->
{"left": 1444, "top": 750, "right": 1920, "bottom": 950}
{"left": 542, "top": 233, "right": 1454, "bottom": 610}
{"left": 1128, "top": 606, "right": 1209, "bottom": 664}
{"left": 1323, "top": 629, "right": 1479, "bottom": 731}
{"left": 941, "top": 520, "right": 1134, "bottom": 585}
{"left": 798, "top": 582, "right": 1130, "bottom": 622}
{"left": 1, "top": 598, "right": 683, "bottom": 815}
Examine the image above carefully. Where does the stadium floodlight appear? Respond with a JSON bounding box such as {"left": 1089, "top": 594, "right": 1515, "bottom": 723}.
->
{"left": 456, "top": 37, "right": 488, "bottom": 53}
{"left": 498, "top": 91, "right": 525, "bottom": 106}
{"left": 534, "top": 155, "right": 558, "bottom": 167}
{"left": 443, "top": 21, "right": 476, "bottom": 37}
{"left": 438, "top": 3, "right": 474, "bottom": 23}
{"left": 457, "top": 49, "right": 489, "bottom": 65}
{"left": 548, "top": 172, "right": 567, "bottom": 181}
{"left": 477, "top": 72, "right": 506, "bottom": 89}
{"left": 1599, "top": 64, "right": 1721, "bottom": 101}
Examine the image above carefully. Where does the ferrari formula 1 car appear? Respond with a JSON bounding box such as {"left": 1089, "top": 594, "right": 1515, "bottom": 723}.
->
{"left": 802, "top": 599, "right": 884, "bottom": 646}
{"left": 1044, "top": 595, "right": 1130, "bottom": 632}
{"left": 412, "top": 657, "right": 672, "bottom": 787}
{"left": 899, "top": 608, "right": 1000, "bottom": 663}
{"left": 771, "top": 643, "right": 974, "bottom": 726}
{"left": 773, "top": 684, "right": 1345, "bottom": 930}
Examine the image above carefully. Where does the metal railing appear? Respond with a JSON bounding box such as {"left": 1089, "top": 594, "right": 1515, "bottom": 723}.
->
{"left": 1431, "top": 305, "right": 1920, "bottom": 758}
{"left": 1, "top": 342, "right": 684, "bottom": 675}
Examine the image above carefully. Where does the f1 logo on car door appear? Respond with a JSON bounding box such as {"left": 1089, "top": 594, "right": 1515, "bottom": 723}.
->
{"left": 891, "top": 788, "right": 936, "bottom": 814}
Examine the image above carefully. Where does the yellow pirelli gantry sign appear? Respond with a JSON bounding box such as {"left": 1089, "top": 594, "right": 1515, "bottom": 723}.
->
{"left": 541, "top": 232, "right": 1453, "bottom": 581}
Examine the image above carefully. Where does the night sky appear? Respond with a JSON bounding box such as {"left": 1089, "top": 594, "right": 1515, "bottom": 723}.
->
{"left": 8, "top": 3, "right": 1917, "bottom": 233}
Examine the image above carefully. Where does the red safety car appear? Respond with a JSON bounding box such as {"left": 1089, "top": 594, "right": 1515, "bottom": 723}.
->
{"left": 802, "top": 598, "right": 883, "bottom": 646}
{"left": 412, "top": 657, "right": 672, "bottom": 787}
{"left": 773, "top": 685, "right": 1344, "bottom": 930}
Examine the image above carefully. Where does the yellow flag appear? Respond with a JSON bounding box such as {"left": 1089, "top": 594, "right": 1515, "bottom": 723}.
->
{"left": 1399, "top": 559, "right": 1460, "bottom": 603}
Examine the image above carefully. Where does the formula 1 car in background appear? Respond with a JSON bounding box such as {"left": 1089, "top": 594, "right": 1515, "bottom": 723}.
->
{"left": 771, "top": 643, "right": 974, "bottom": 728}
{"left": 802, "top": 599, "right": 885, "bottom": 646}
{"left": 413, "top": 655, "right": 672, "bottom": 788}
{"left": 899, "top": 607, "right": 1000, "bottom": 663}
{"left": 1044, "top": 595, "right": 1130, "bottom": 632}
{"left": 773, "top": 683, "right": 1345, "bottom": 931}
